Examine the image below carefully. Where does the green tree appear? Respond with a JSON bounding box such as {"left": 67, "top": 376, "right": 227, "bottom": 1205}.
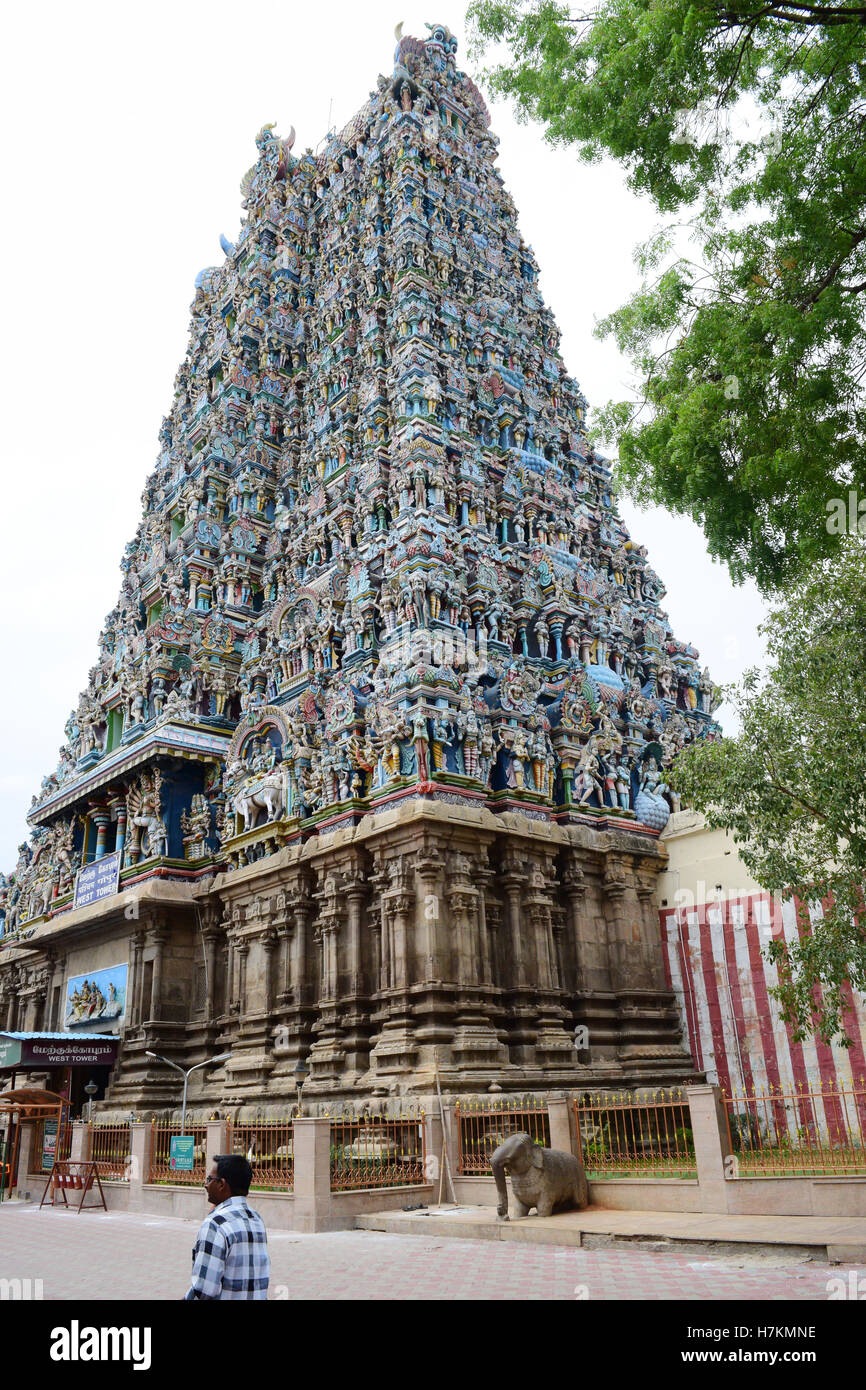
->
{"left": 468, "top": 0, "right": 866, "bottom": 589}
{"left": 671, "top": 541, "right": 866, "bottom": 1043}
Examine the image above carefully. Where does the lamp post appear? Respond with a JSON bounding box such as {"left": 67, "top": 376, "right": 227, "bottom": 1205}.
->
{"left": 145, "top": 1051, "right": 232, "bottom": 1133}
{"left": 293, "top": 1057, "right": 309, "bottom": 1118}
{"left": 84, "top": 1079, "right": 98, "bottom": 1123}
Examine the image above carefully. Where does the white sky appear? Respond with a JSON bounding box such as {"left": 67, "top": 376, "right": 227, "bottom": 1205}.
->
{"left": 0, "top": 0, "right": 766, "bottom": 868}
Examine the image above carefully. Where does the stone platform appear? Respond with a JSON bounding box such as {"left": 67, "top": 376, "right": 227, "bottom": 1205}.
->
{"left": 356, "top": 1203, "right": 866, "bottom": 1263}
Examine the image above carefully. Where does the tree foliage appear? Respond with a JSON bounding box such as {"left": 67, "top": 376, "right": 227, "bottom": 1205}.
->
{"left": 468, "top": 0, "right": 866, "bottom": 588}
{"left": 671, "top": 541, "right": 866, "bottom": 1043}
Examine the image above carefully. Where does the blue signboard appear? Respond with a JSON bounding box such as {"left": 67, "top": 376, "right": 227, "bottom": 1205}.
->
{"left": 170, "top": 1136, "right": 196, "bottom": 1172}
{"left": 74, "top": 851, "right": 121, "bottom": 910}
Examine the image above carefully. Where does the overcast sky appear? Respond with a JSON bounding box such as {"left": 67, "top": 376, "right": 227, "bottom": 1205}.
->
{"left": 0, "top": 1, "right": 767, "bottom": 868}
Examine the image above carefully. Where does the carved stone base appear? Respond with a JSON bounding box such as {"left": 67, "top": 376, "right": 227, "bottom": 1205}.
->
{"left": 11, "top": 798, "right": 701, "bottom": 1114}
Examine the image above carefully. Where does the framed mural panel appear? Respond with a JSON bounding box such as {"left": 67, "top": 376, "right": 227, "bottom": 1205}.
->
{"left": 64, "top": 963, "right": 128, "bottom": 1033}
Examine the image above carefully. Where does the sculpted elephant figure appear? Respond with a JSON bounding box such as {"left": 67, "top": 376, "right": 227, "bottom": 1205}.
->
{"left": 491, "top": 1132, "right": 588, "bottom": 1220}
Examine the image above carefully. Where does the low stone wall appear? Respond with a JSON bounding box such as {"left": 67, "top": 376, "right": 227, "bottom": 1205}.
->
{"left": 16, "top": 1088, "right": 866, "bottom": 1226}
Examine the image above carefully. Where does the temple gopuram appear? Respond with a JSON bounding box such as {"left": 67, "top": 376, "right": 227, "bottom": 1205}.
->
{"left": 0, "top": 25, "right": 720, "bottom": 1116}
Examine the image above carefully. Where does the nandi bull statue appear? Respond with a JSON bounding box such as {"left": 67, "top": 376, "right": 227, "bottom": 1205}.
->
{"left": 492, "top": 1132, "right": 588, "bottom": 1219}
{"left": 233, "top": 762, "right": 288, "bottom": 832}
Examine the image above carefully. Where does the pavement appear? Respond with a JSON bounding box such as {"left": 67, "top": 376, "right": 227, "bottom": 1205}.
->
{"left": 0, "top": 1203, "right": 863, "bottom": 1300}
{"left": 356, "top": 1204, "right": 866, "bottom": 1263}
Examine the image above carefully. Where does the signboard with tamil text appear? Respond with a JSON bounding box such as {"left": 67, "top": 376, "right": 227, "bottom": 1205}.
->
{"left": 73, "top": 851, "right": 121, "bottom": 910}
{"left": 0, "top": 1036, "right": 119, "bottom": 1069}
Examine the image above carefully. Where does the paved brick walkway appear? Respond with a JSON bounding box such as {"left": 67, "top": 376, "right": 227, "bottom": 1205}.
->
{"left": 0, "top": 1205, "right": 862, "bottom": 1300}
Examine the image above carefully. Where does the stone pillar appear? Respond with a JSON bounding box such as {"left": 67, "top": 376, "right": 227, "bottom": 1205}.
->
{"left": 291, "top": 1116, "right": 333, "bottom": 1233}
{"left": 291, "top": 895, "right": 312, "bottom": 1005}
{"left": 129, "top": 930, "right": 146, "bottom": 1027}
{"left": 206, "top": 1119, "right": 228, "bottom": 1172}
{"left": 388, "top": 890, "right": 413, "bottom": 992}
{"left": 22, "top": 995, "right": 41, "bottom": 1032}
{"left": 128, "top": 1122, "right": 153, "bottom": 1207}
{"left": 439, "top": 1102, "right": 460, "bottom": 1195}
{"left": 602, "top": 856, "right": 634, "bottom": 992}
{"left": 687, "top": 1084, "right": 730, "bottom": 1214}
{"left": 203, "top": 929, "right": 220, "bottom": 1022}
{"left": 235, "top": 941, "right": 249, "bottom": 1013}
{"left": 423, "top": 1108, "right": 444, "bottom": 1198}
{"left": 345, "top": 881, "right": 366, "bottom": 996}
{"left": 500, "top": 852, "right": 538, "bottom": 1063}
{"left": 474, "top": 863, "right": 494, "bottom": 985}
{"left": 446, "top": 850, "right": 508, "bottom": 1072}
{"left": 340, "top": 872, "right": 371, "bottom": 1076}
{"left": 225, "top": 936, "right": 236, "bottom": 1014}
{"left": 70, "top": 1120, "right": 89, "bottom": 1161}
{"left": 369, "top": 878, "right": 418, "bottom": 1076}
{"left": 14, "top": 1124, "right": 36, "bottom": 1198}
{"left": 635, "top": 862, "right": 669, "bottom": 991}
{"left": 261, "top": 931, "right": 277, "bottom": 1015}
{"left": 502, "top": 864, "right": 526, "bottom": 988}
{"left": 148, "top": 924, "right": 167, "bottom": 1022}
{"left": 546, "top": 1097, "right": 573, "bottom": 1155}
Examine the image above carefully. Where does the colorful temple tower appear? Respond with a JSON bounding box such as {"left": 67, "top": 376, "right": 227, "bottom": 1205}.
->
{"left": 0, "top": 26, "right": 719, "bottom": 1112}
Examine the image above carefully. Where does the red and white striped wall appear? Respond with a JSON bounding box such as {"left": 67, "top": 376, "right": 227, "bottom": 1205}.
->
{"left": 660, "top": 891, "right": 866, "bottom": 1098}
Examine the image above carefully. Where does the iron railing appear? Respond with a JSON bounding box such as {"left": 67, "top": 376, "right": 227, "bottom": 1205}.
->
{"left": 226, "top": 1119, "right": 294, "bottom": 1192}
{"left": 148, "top": 1121, "right": 207, "bottom": 1186}
{"left": 88, "top": 1123, "right": 132, "bottom": 1182}
{"left": 455, "top": 1099, "right": 550, "bottom": 1176}
{"left": 330, "top": 1112, "right": 426, "bottom": 1191}
{"left": 723, "top": 1080, "right": 866, "bottom": 1177}
{"left": 28, "top": 1117, "right": 72, "bottom": 1174}
{"left": 574, "top": 1091, "right": 697, "bottom": 1178}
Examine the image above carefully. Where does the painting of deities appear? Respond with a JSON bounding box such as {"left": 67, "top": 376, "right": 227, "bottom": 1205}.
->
{"left": 65, "top": 964, "right": 127, "bottom": 1033}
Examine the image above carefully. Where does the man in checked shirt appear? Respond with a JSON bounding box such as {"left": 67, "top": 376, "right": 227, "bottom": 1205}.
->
{"left": 185, "top": 1155, "right": 270, "bottom": 1300}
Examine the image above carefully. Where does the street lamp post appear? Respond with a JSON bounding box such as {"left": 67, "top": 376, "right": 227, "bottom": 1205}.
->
{"left": 84, "top": 1079, "right": 98, "bottom": 1123}
{"left": 145, "top": 1051, "right": 232, "bottom": 1133}
{"left": 293, "top": 1058, "right": 309, "bottom": 1118}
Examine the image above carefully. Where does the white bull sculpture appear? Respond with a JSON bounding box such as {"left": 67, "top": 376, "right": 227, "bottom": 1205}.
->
{"left": 233, "top": 765, "right": 288, "bottom": 832}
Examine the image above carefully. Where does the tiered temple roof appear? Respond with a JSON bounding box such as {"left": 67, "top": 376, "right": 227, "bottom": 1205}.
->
{"left": 0, "top": 24, "right": 719, "bottom": 943}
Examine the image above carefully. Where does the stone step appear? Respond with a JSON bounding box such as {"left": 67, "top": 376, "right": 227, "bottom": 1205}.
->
{"left": 355, "top": 1204, "right": 866, "bottom": 1263}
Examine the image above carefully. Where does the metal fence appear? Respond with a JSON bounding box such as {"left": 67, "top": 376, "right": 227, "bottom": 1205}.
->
{"left": 455, "top": 1099, "right": 550, "bottom": 1176}
{"left": 227, "top": 1119, "right": 294, "bottom": 1192}
{"left": 88, "top": 1123, "right": 132, "bottom": 1182}
{"left": 148, "top": 1121, "right": 207, "bottom": 1186}
{"left": 723, "top": 1080, "right": 866, "bottom": 1177}
{"left": 28, "top": 1117, "right": 72, "bottom": 1174}
{"left": 330, "top": 1112, "right": 426, "bottom": 1191}
{"left": 574, "top": 1091, "right": 697, "bottom": 1178}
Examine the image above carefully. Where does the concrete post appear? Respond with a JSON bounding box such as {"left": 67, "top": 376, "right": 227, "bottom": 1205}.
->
{"left": 546, "top": 1097, "right": 573, "bottom": 1154}
{"left": 424, "top": 1108, "right": 441, "bottom": 1186}
{"left": 423, "top": 1107, "right": 457, "bottom": 1203}
{"left": 70, "top": 1120, "right": 88, "bottom": 1162}
{"left": 547, "top": 1097, "right": 589, "bottom": 1200}
{"left": 440, "top": 1102, "right": 460, "bottom": 1196}
{"left": 291, "top": 1116, "right": 333, "bottom": 1232}
{"left": 127, "top": 1122, "right": 152, "bottom": 1210}
{"left": 206, "top": 1119, "right": 228, "bottom": 1172}
{"left": 14, "top": 1124, "right": 36, "bottom": 1199}
{"left": 687, "top": 1084, "right": 730, "bottom": 1214}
